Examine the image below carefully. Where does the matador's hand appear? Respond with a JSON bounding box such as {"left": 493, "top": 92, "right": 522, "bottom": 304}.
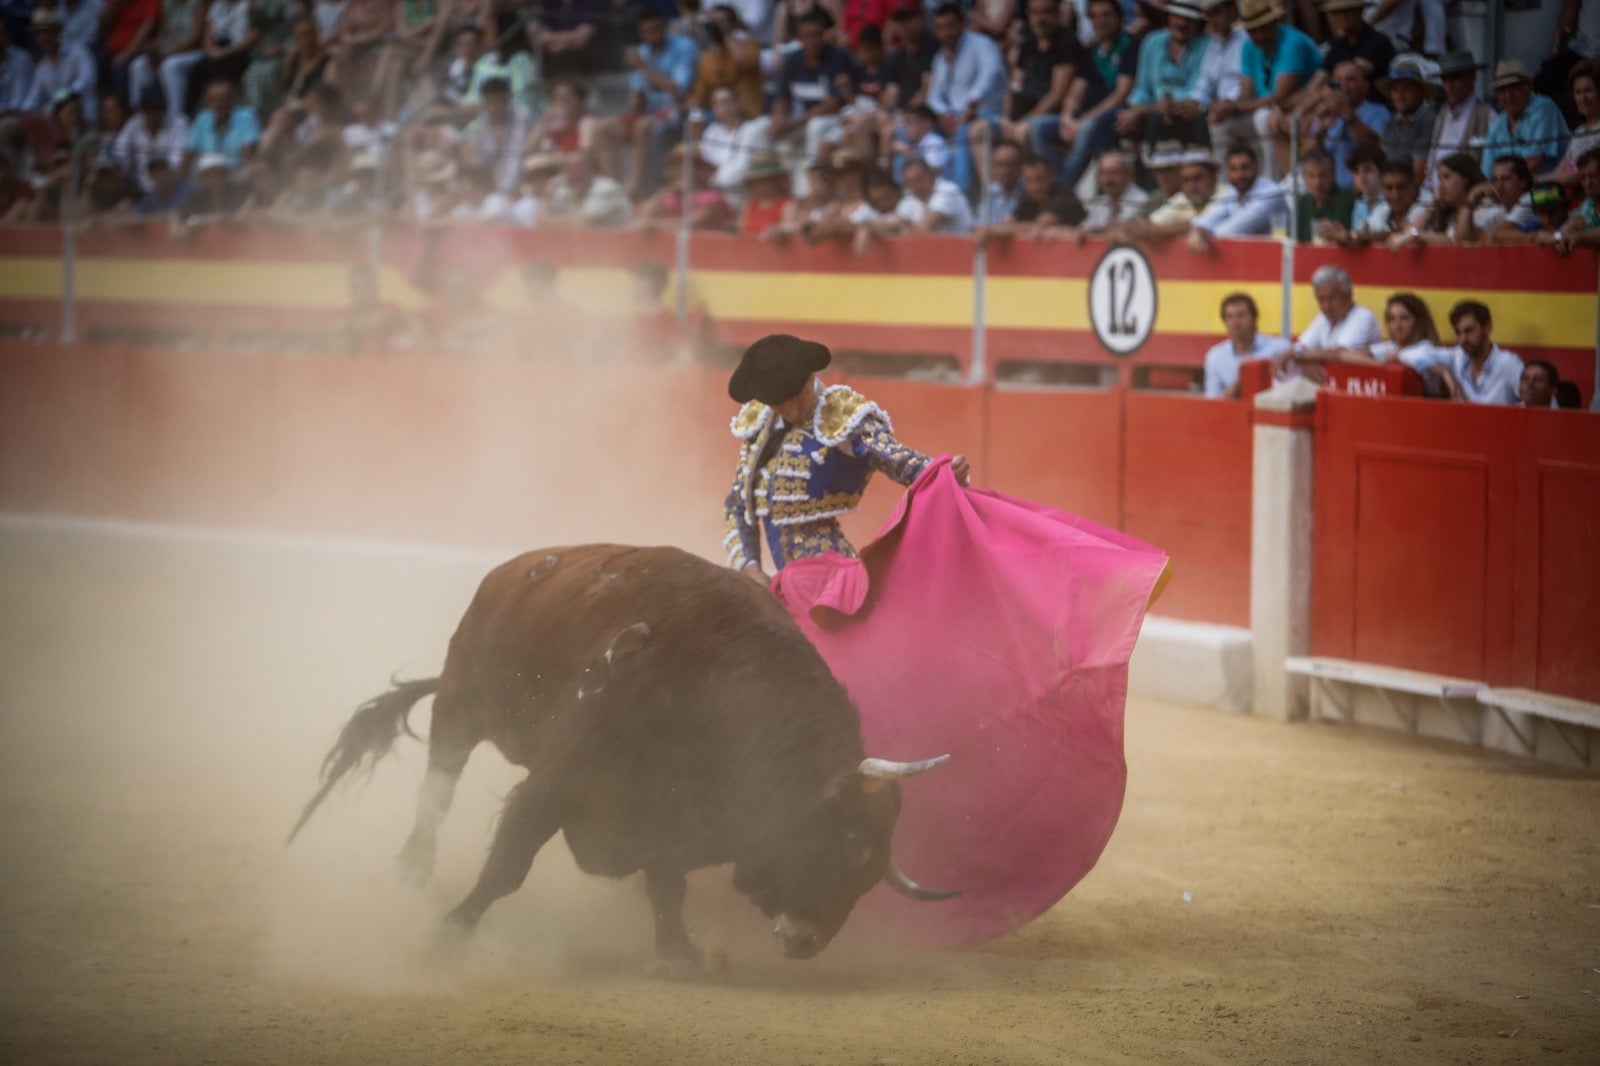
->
{"left": 741, "top": 562, "right": 770, "bottom": 585}
{"left": 950, "top": 454, "right": 971, "bottom": 487}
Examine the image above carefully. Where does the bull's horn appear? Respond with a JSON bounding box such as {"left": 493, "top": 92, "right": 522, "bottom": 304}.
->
{"left": 857, "top": 755, "right": 950, "bottom": 780}
{"left": 884, "top": 860, "right": 961, "bottom": 902}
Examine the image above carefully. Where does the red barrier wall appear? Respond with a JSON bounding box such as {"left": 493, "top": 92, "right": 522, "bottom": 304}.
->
{"left": 1311, "top": 393, "right": 1600, "bottom": 702}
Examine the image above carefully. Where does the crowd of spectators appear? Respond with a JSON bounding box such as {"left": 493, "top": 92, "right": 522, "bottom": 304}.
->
{"left": 0, "top": 0, "right": 1596, "bottom": 255}
{"left": 1202, "top": 269, "right": 1586, "bottom": 407}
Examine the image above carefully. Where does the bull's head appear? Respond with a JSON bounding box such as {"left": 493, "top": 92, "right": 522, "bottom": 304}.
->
{"left": 733, "top": 755, "right": 958, "bottom": 960}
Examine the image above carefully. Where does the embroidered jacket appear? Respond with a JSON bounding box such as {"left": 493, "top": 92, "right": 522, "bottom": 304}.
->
{"left": 722, "top": 383, "right": 932, "bottom": 571}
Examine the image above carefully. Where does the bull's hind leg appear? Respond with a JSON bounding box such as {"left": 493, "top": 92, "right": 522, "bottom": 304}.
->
{"left": 442, "top": 776, "right": 563, "bottom": 934}
{"left": 644, "top": 866, "right": 700, "bottom": 964}
{"left": 395, "top": 685, "right": 476, "bottom": 887}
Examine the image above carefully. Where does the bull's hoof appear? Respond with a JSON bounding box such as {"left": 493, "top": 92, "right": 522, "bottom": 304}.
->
{"left": 427, "top": 909, "right": 477, "bottom": 963}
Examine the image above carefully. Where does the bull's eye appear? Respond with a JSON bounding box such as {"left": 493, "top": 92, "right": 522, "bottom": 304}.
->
{"left": 844, "top": 829, "right": 873, "bottom": 867}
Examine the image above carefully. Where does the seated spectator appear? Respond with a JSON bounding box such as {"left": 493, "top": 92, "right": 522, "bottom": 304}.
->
{"left": 98, "top": 0, "right": 161, "bottom": 109}
{"left": 700, "top": 85, "right": 772, "bottom": 194}
{"left": 1519, "top": 359, "right": 1560, "bottom": 408}
{"left": 636, "top": 147, "right": 737, "bottom": 230}
{"left": 1294, "top": 148, "right": 1355, "bottom": 242}
{"left": 407, "top": 149, "right": 460, "bottom": 223}
{"left": 1341, "top": 160, "right": 1426, "bottom": 244}
{"left": 327, "top": 150, "right": 393, "bottom": 221}
{"left": 844, "top": 168, "right": 908, "bottom": 256}
{"left": 270, "top": 141, "right": 338, "bottom": 218}
{"left": 183, "top": 0, "right": 260, "bottom": 117}
{"left": 1483, "top": 60, "right": 1570, "bottom": 175}
{"left": 925, "top": 3, "right": 1007, "bottom": 194}
{"left": 601, "top": 7, "right": 699, "bottom": 198}
{"left": 19, "top": 142, "right": 74, "bottom": 223}
{"left": 1309, "top": 60, "right": 1388, "bottom": 189}
{"left": 882, "top": 3, "right": 939, "bottom": 114}
{"left": 980, "top": 149, "right": 1086, "bottom": 240}
{"left": 838, "top": 22, "right": 894, "bottom": 161}
{"left": 771, "top": 155, "right": 839, "bottom": 241}
{"left": 278, "top": 16, "right": 331, "bottom": 111}
{"left": 1444, "top": 300, "right": 1524, "bottom": 404}
{"left": 440, "top": 25, "right": 481, "bottom": 110}
{"left": 1082, "top": 148, "right": 1147, "bottom": 233}
{"left": 131, "top": 155, "right": 196, "bottom": 215}
{"left": 543, "top": 149, "right": 634, "bottom": 227}
{"left": 1216, "top": 0, "right": 1322, "bottom": 180}
{"left": 1378, "top": 59, "right": 1436, "bottom": 188}
{"left": 1405, "top": 152, "right": 1502, "bottom": 244}
{"left": 184, "top": 80, "right": 259, "bottom": 178}
{"left": 738, "top": 153, "right": 792, "bottom": 236}
{"left": 25, "top": 8, "right": 98, "bottom": 123}
{"left": 1001, "top": 0, "right": 1084, "bottom": 165}
{"left": 184, "top": 151, "right": 246, "bottom": 221}
{"left": 0, "top": 150, "right": 34, "bottom": 222}
{"left": 0, "top": 21, "right": 34, "bottom": 119}
{"left": 1126, "top": 149, "right": 1223, "bottom": 240}
{"left": 1196, "top": 0, "right": 1248, "bottom": 144}
{"left": 766, "top": 10, "right": 851, "bottom": 191}
{"left": 1358, "top": 292, "right": 1462, "bottom": 399}
{"left": 463, "top": 11, "right": 538, "bottom": 114}
{"left": 898, "top": 154, "right": 974, "bottom": 233}
{"left": 80, "top": 151, "right": 133, "bottom": 221}
{"left": 1553, "top": 61, "right": 1600, "bottom": 184}
{"left": 114, "top": 84, "right": 187, "bottom": 194}
{"left": 374, "top": 0, "right": 440, "bottom": 118}
{"left": 892, "top": 103, "right": 951, "bottom": 178}
{"left": 458, "top": 76, "right": 528, "bottom": 195}
{"left": 1116, "top": 2, "right": 1213, "bottom": 153}
{"left": 1559, "top": 146, "right": 1600, "bottom": 245}
{"left": 1318, "top": 0, "right": 1394, "bottom": 85}
{"left": 689, "top": 11, "right": 764, "bottom": 125}
{"left": 1188, "top": 144, "right": 1284, "bottom": 248}
{"left": 241, "top": 0, "right": 300, "bottom": 121}
{"left": 1277, "top": 264, "right": 1381, "bottom": 376}
{"left": 1203, "top": 291, "right": 1291, "bottom": 397}
{"left": 1046, "top": 0, "right": 1136, "bottom": 189}
{"left": 151, "top": 0, "right": 210, "bottom": 123}
{"left": 1345, "top": 142, "right": 1386, "bottom": 228}
{"left": 1484, "top": 155, "right": 1540, "bottom": 236}
{"left": 1489, "top": 180, "right": 1574, "bottom": 247}
{"left": 1138, "top": 140, "right": 1186, "bottom": 216}
{"left": 526, "top": 78, "right": 596, "bottom": 158}
{"left": 978, "top": 138, "right": 1025, "bottom": 224}
{"left": 1425, "top": 50, "right": 1491, "bottom": 189}
{"left": 535, "top": 0, "right": 620, "bottom": 84}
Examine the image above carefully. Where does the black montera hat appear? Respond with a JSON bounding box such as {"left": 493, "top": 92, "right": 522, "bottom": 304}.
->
{"left": 728, "top": 334, "right": 832, "bottom": 404}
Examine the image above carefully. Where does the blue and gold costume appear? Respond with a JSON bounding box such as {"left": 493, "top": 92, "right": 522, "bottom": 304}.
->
{"left": 722, "top": 382, "right": 932, "bottom": 571}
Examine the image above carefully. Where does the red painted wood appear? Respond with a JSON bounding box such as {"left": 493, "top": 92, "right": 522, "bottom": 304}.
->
{"left": 1297, "top": 243, "right": 1599, "bottom": 292}
{"left": 984, "top": 388, "right": 1123, "bottom": 529}
{"left": 1121, "top": 393, "right": 1253, "bottom": 626}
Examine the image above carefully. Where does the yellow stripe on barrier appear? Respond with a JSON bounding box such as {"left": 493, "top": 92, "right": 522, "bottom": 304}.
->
{"left": 2, "top": 256, "right": 1593, "bottom": 349}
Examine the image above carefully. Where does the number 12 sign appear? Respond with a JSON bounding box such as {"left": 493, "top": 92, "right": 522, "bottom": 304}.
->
{"left": 1087, "top": 245, "right": 1157, "bottom": 356}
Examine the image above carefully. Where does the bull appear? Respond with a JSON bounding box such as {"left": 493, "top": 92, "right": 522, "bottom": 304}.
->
{"left": 288, "top": 544, "right": 956, "bottom": 964}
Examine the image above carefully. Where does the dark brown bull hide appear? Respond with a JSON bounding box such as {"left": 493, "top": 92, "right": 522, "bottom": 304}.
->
{"left": 289, "top": 544, "right": 952, "bottom": 963}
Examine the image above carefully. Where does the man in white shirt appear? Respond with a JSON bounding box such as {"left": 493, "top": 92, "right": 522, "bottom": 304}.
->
{"left": 113, "top": 84, "right": 188, "bottom": 194}
{"left": 1445, "top": 300, "right": 1524, "bottom": 404}
{"left": 1277, "top": 264, "right": 1381, "bottom": 377}
{"left": 1204, "top": 291, "right": 1291, "bottom": 396}
{"left": 1188, "top": 144, "right": 1284, "bottom": 248}
{"left": 1082, "top": 149, "right": 1148, "bottom": 231}
{"left": 699, "top": 85, "right": 771, "bottom": 197}
{"left": 897, "top": 156, "right": 974, "bottom": 233}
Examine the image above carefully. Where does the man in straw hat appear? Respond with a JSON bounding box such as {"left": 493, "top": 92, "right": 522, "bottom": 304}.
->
{"left": 1208, "top": 0, "right": 1322, "bottom": 179}
{"left": 22, "top": 7, "right": 97, "bottom": 123}
{"left": 1482, "top": 59, "right": 1570, "bottom": 175}
{"left": 1115, "top": 1, "right": 1213, "bottom": 153}
{"left": 1425, "top": 50, "right": 1492, "bottom": 185}
{"left": 1378, "top": 57, "right": 1437, "bottom": 187}
{"left": 723, "top": 335, "right": 970, "bottom": 581}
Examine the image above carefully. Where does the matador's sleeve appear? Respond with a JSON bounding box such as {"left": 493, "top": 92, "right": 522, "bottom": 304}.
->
{"left": 850, "top": 411, "right": 932, "bottom": 487}
{"left": 722, "top": 460, "right": 760, "bottom": 570}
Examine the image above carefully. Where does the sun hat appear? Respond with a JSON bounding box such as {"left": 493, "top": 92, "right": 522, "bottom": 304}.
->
{"left": 1236, "top": 0, "right": 1284, "bottom": 30}
{"left": 1492, "top": 59, "right": 1533, "bottom": 90}
{"left": 743, "top": 154, "right": 787, "bottom": 184}
{"left": 1436, "top": 50, "right": 1483, "bottom": 77}
{"left": 30, "top": 7, "right": 63, "bottom": 29}
{"left": 1379, "top": 56, "right": 1434, "bottom": 90}
{"left": 728, "top": 334, "right": 832, "bottom": 405}
{"left": 197, "top": 152, "right": 231, "bottom": 172}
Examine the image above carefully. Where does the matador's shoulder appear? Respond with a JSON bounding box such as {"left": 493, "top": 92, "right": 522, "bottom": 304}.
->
{"left": 814, "top": 385, "right": 892, "bottom": 447}
{"left": 730, "top": 400, "right": 771, "bottom": 441}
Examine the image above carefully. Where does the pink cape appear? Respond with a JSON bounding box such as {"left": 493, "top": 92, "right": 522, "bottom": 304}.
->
{"left": 772, "top": 458, "right": 1170, "bottom": 949}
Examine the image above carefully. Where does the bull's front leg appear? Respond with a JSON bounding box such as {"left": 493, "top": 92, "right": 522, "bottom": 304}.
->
{"left": 643, "top": 866, "right": 701, "bottom": 968}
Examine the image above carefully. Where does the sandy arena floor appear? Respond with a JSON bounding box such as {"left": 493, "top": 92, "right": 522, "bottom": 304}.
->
{"left": 0, "top": 523, "right": 1596, "bottom": 1065}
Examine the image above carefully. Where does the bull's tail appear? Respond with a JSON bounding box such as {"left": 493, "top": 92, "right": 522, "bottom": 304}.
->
{"left": 285, "top": 676, "right": 440, "bottom": 845}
